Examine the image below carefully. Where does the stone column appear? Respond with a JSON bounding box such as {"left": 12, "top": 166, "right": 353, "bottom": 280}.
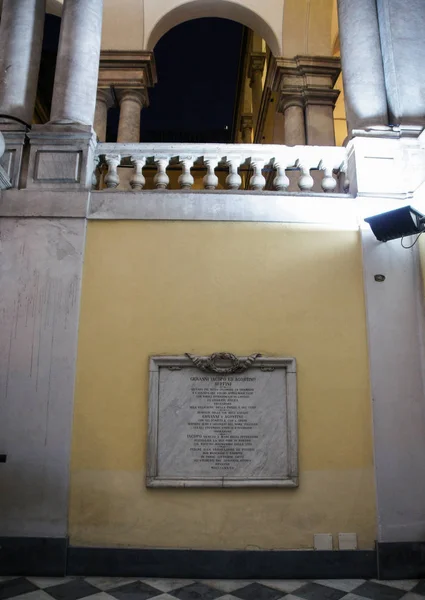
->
{"left": 280, "top": 98, "right": 306, "bottom": 146}
{"left": 304, "top": 91, "right": 339, "bottom": 146}
{"left": 117, "top": 90, "right": 145, "bottom": 143}
{"left": 377, "top": 0, "right": 425, "bottom": 129}
{"left": 50, "top": 0, "right": 103, "bottom": 126}
{"left": 249, "top": 53, "right": 266, "bottom": 131}
{"left": 338, "top": 0, "right": 388, "bottom": 133}
{"left": 94, "top": 88, "right": 113, "bottom": 142}
{"left": 275, "top": 57, "right": 340, "bottom": 146}
{"left": 240, "top": 114, "right": 253, "bottom": 144}
{"left": 0, "top": 0, "right": 45, "bottom": 125}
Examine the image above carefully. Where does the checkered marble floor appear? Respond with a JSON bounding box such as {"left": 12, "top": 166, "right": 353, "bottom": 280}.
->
{"left": 1, "top": 577, "right": 425, "bottom": 600}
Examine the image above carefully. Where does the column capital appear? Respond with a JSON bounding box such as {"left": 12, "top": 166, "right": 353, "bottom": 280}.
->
{"left": 303, "top": 88, "right": 340, "bottom": 108}
{"left": 278, "top": 92, "right": 305, "bottom": 113}
{"left": 249, "top": 52, "right": 266, "bottom": 82}
{"left": 240, "top": 113, "right": 254, "bottom": 131}
{"left": 271, "top": 55, "right": 341, "bottom": 114}
{"left": 272, "top": 55, "right": 341, "bottom": 91}
{"left": 97, "top": 87, "right": 115, "bottom": 109}
{"left": 116, "top": 88, "right": 147, "bottom": 108}
{"left": 98, "top": 50, "right": 157, "bottom": 109}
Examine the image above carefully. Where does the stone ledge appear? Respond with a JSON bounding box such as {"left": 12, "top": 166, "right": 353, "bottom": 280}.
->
{"left": 0, "top": 189, "right": 89, "bottom": 217}
{"left": 89, "top": 190, "right": 355, "bottom": 224}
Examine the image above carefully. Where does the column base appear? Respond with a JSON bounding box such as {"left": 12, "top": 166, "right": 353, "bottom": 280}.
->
{"left": 350, "top": 125, "right": 424, "bottom": 140}
{"left": 0, "top": 119, "right": 28, "bottom": 188}
{"left": 26, "top": 123, "right": 97, "bottom": 191}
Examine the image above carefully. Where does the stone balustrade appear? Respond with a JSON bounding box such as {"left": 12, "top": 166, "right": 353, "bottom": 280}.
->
{"left": 95, "top": 143, "right": 348, "bottom": 193}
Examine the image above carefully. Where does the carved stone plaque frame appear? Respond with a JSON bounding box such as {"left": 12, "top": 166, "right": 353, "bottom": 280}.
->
{"left": 147, "top": 355, "right": 298, "bottom": 488}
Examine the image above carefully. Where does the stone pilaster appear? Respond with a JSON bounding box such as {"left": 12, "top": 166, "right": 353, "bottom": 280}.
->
{"left": 273, "top": 56, "right": 341, "bottom": 146}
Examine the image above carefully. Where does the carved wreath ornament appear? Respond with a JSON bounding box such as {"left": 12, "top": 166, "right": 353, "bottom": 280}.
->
{"left": 185, "top": 352, "right": 261, "bottom": 374}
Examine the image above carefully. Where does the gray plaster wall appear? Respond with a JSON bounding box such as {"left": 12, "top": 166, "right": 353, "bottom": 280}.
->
{"left": 362, "top": 229, "right": 425, "bottom": 542}
{"left": 0, "top": 217, "right": 86, "bottom": 537}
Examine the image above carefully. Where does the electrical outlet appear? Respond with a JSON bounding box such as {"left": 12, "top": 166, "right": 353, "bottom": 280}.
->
{"left": 314, "top": 533, "right": 333, "bottom": 550}
{"left": 338, "top": 532, "right": 358, "bottom": 550}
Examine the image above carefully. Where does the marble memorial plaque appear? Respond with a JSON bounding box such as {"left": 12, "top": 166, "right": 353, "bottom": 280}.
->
{"left": 147, "top": 354, "right": 298, "bottom": 488}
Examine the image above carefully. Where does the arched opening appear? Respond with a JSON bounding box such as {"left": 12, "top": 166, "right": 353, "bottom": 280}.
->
{"left": 138, "top": 18, "right": 246, "bottom": 144}
{"left": 146, "top": 0, "right": 281, "bottom": 57}
{"left": 106, "top": 15, "right": 271, "bottom": 145}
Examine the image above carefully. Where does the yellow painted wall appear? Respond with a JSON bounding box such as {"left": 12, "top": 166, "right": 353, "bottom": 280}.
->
{"left": 70, "top": 221, "right": 376, "bottom": 550}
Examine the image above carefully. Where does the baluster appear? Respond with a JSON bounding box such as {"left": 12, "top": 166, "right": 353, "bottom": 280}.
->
{"left": 320, "top": 161, "right": 337, "bottom": 193}
{"left": 273, "top": 160, "right": 290, "bottom": 191}
{"left": 297, "top": 163, "right": 314, "bottom": 191}
{"left": 104, "top": 154, "right": 121, "bottom": 189}
{"left": 130, "top": 157, "right": 146, "bottom": 191}
{"left": 203, "top": 157, "right": 219, "bottom": 190}
{"left": 154, "top": 157, "right": 170, "bottom": 189}
{"left": 226, "top": 157, "right": 242, "bottom": 190}
{"left": 92, "top": 156, "right": 100, "bottom": 189}
{"left": 341, "top": 161, "right": 350, "bottom": 193}
{"left": 249, "top": 158, "right": 266, "bottom": 191}
{"left": 178, "top": 157, "right": 194, "bottom": 190}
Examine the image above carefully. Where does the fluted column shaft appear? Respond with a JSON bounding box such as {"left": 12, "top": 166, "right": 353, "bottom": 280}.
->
{"left": 50, "top": 0, "right": 103, "bottom": 126}
{"left": 117, "top": 90, "right": 144, "bottom": 143}
{"left": 0, "top": 0, "right": 45, "bottom": 125}
{"left": 337, "top": 0, "right": 388, "bottom": 132}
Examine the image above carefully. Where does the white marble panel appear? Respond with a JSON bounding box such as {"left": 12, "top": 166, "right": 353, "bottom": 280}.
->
{"left": 147, "top": 355, "right": 297, "bottom": 487}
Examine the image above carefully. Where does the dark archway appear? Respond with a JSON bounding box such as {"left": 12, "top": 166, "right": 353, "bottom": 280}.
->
{"left": 107, "top": 18, "right": 247, "bottom": 143}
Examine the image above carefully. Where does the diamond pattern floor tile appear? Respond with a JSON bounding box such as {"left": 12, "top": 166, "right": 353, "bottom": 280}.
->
{"left": 348, "top": 582, "right": 406, "bottom": 600}
{"left": 412, "top": 583, "right": 425, "bottom": 597}
{"left": 108, "top": 582, "right": 162, "bottom": 600}
{"left": 370, "top": 582, "right": 419, "bottom": 592}
{"left": 337, "top": 594, "right": 374, "bottom": 600}
{"left": 46, "top": 581, "right": 101, "bottom": 600}
{"left": 258, "top": 581, "right": 306, "bottom": 594}
{"left": 231, "top": 582, "right": 284, "bottom": 600}
{"left": 1, "top": 577, "right": 425, "bottom": 600}
{"left": 10, "top": 592, "right": 58, "bottom": 600}
{"left": 170, "top": 584, "right": 224, "bottom": 600}
{"left": 78, "top": 593, "right": 119, "bottom": 600}
{"left": 313, "top": 581, "right": 365, "bottom": 593}
{"left": 152, "top": 596, "right": 188, "bottom": 600}
{"left": 198, "top": 582, "right": 251, "bottom": 594}
{"left": 26, "top": 581, "right": 74, "bottom": 591}
{"left": 84, "top": 580, "right": 138, "bottom": 592}
{"left": 140, "top": 583, "right": 195, "bottom": 594}
{"left": 0, "top": 579, "right": 39, "bottom": 600}
{"left": 291, "top": 582, "right": 347, "bottom": 600}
